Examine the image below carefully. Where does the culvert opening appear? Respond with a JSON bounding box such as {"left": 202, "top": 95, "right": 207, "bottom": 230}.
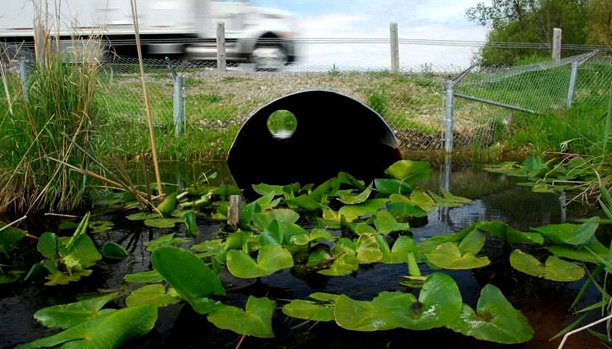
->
{"left": 267, "top": 110, "right": 297, "bottom": 139}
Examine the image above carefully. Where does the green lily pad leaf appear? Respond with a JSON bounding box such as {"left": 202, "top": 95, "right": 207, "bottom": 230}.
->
{"left": 224, "top": 231, "right": 248, "bottom": 251}
{"left": 0, "top": 270, "right": 25, "bottom": 284}
{"left": 183, "top": 211, "right": 198, "bottom": 237}
{"left": 123, "top": 270, "right": 164, "bottom": 284}
{"left": 253, "top": 209, "right": 300, "bottom": 230}
{"left": 157, "top": 193, "right": 178, "bottom": 214}
{"left": 252, "top": 184, "right": 284, "bottom": 196}
{"left": 226, "top": 245, "right": 294, "bottom": 278}
{"left": 331, "top": 238, "right": 357, "bottom": 255}
{"left": 45, "top": 270, "right": 93, "bottom": 286}
{"left": 374, "top": 178, "right": 411, "bottom": 195}
{"left": 0, "top": 221, "right": 27, "bottom": 254}
{"left": 387, "top": 202, "right": 428, "bottom": 219}
{"left": 457, "top": 228, "right": 487, "bottom": 255}
{"left": 532, "top": 217, "right": 599, "bottom": 246}
{"left": 509, "top": 250, "right": 585, "bottom": 282}
{"left": 307, "top": 247, "right": 332, "bottom": 267}
{"left": 207, "top": 296, "right": 276, "bottom": 338}
{"left": 144, "top": 218, "right": 183, "bottom": 229}
{"left": 338, "top": 182, "right": 373, "bottom": 205}
{"left": 89, "top": 221, "right": 114, "bottom": 234}
{"left": 101, "top": 243, "right": 128, "bottom": 260}
{"left": 384, "top": 160, "right": 430, "bottom": 185}
{"left": 310, "top": 178, "right": 341, "bottom": 202}
{"left": 338, "top": 199, "right": 387, "bottom": 222}
{"left": 285, "top": 195, "right": 322, "bottom": 211}
{"left": 352, "top": 223, "right": 378, "bottom": 235}
{"left": 151, "top": 246, "right": 225, "bottom": 314}
{"left": 65, "top": 233, "right": 101, "bottom": 269}
{"left": 282, "top": 293, "right": 340, "bottom": 322}
{"left": 356, "top": 233, "right": 383, "bottom": 264}
{"left": 318, "top": 253, "right": 359, "bottom": 276}
{"left": 378, "top": 235, "right": 416, "bottom": 264}
{"left": 477, "top": 221, "right": 543, "bottom": 244}
{"left": 18, "top": 305, "right": 157, "bottom": 348}
{"left": 145, "top": 233, "right": 190, "bottom": 252}
{"left": 191, "top": 239, "right": 224, "bottom": 253}
{"left": 126, "top": 212, "right": 160, "bottom": 221}
{"left": 447, "top": 284, "right": 534, "bottom": 344}
{"left": 374, "top": 210, "right": 410, "bottom": 234}
{"left": 428, "top": 189, "right": 472, "bottom": 207}
{"left": 337, "top": 172, "right": 367, "bottom": 190}
{"left": 37, "top": 232, "right": 59, "bottom": 260}
{"left": 34, "top": 292, "right": 119, "bottom": 329}
{"left": 427, "top": 242, "right": 491, "bottom": 270}
{"left": 409, "top": 188, "right": 435, "bottom": 211}
{"left": 546, "top": 238, "right": 609, "bottom": 264}
{"left": 334, "top": 272, "right": 462, "bottom": 331}
{"left": 290, "top": 229, "right": 335, "bottom": 246}
{"left": 126, "top": 284, "right": 181, "bottom": 308}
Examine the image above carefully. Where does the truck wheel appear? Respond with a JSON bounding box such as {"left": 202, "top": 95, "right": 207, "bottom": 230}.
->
{"left": 252, "top": 46, "right": 287, "bottom": 72}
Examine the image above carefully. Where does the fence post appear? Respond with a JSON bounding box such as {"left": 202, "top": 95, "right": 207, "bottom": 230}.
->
{"left": 216, "top": 22, "right": 226, "bottom": 72}
{"left": 444, "top": 81, "right": 454, "bottom": 153}
{"left": 566, "top": 61, "right": 578, "bottom": 108}
{"left": 173, "top": 75, "right": 184, "bottom": 137}
{"left": 552, "top": 28, "right": 562, "bottom": 61}
{"left": 19, "top": 56, "right": 28, "bottom": 99}
{"left": 390, "top": 22, "right": 399, "bottom": 73}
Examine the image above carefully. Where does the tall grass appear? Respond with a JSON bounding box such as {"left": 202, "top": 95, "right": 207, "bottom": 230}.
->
{"left": 0, "top": 24, "right": 102, "bottom": 213}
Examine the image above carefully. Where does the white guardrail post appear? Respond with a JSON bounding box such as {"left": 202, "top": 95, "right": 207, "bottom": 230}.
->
{"left": 444, "top": 80, "right": 454, "bottom": 153}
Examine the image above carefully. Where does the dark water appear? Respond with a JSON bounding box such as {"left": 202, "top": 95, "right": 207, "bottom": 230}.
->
{"left": 0, "top": 162, "right": 605, "bottom": 349}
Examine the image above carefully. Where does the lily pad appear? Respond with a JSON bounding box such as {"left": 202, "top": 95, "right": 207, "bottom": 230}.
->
{"left": 290, "top": 229, "right": 335, "bottom": 246}
{"left": 477, "top": 221, "right": 543, "bottom": 245}
{"left": 89, "top": 221, "right": 114, "bottom": 234}
{"left": 384, "top": 160, "right": 430, "bottom": 185}
{"left": 144, "top": 218, "right": 183, "bottom": 229}
{"left": 377, "top": 235, "right": 416, "bottom": 264}
{"left": 428, "top": 189, "right": 472, "bottom": 207}
{"left": 334, "top": 272, "right": 462, "bottom": 331}
{"left": 123, "top": 270, "right": 164, "bottom": 284}
{"left": 337, "top": 182, "right": 373, "bottom": 205}
{"left": 285, "top": 195, "right": 323, "bottom": 211}
{"left": 0, "top": 222, "right": 27, "bottom": 254}
{"left": 125, "top": 284, "right": 181, "bottom": 308}
{"left": 151, "top": 246, "right": 225, "bottom": 314}
{"left": 409, "top": 188, "right": 435, "bottom": 212}
{"left": 374, "top": 178, "right": 411, "bottom": 195}
{"left": 338, "top": 199, "right": 387, "bottom": 222}
{"left": 546, "top": 238, "right": 609, "bottom": 264}
{"left": 0, "top": 270, "right": 24, "bottom": 284}
{"left": 126, "top": 212, "right": 160, "bottom": 221}
{"left": 355, "top": 233, "right": 383, "bottom": 264}
{"left": 374, "top": 210, "right": 410, "bottom": 234}
{"left": 157, "top": 193, "right": 178, "bottom": 214}
{"left": 45, "top": 270, "right": 92, "bottom": 286}
{"left": 17, "top": 305, "right": 158, "bottom": 349}
{"left": 427, "top": 242, "right": 490, "bottom": 270}
{"left": 101, "top": 243, "right": 128, "bottom": 260}
{"left": 282, "top": 293, "right": 340, "bottom": 322}
{"left": 387, "top": 202, "right": 428, "bottom": 219}
{"left": 509, "top": 250, "right": 585, "bottom": 282}
{"left": 531, "top": 217, "right": 599, "bottom": 246}
{"left": 318, "top": 253, "right": 359, "bottom": 276}
{"left": 447, "top": 284, "right": 534, "bottom": 344}
{"left": 253, "top": 209, "right": 300, "bottom": 230}
{"left": 34, "top": 292, "right": 119, "bottom": 329}
{"left": 145, "top": 234, "right": 190, "bottom": 252}
{"left": 252, "top": 184, "right": 284, "bottom": 196}
{"left": 226, "top": 245, "right": 294, "bottom": 278}
{"left": 207, "top": 296, "right": 276, "bottom": 338}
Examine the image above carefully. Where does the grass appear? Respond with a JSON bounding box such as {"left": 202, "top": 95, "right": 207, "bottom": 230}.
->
{"left": 0, "top": 38, "right": 102, "bottom": 213}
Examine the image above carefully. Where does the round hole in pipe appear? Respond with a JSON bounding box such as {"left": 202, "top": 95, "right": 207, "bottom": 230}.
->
{"left": 267, "top": 110, "right": 297, "bottom": 139}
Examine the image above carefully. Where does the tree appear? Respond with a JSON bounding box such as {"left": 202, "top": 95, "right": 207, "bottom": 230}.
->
{"left": 467, "top": 0, "right": 588, "bottom": 66}
{"left": 586, "top": 0, "right": 612, "bottom": 46}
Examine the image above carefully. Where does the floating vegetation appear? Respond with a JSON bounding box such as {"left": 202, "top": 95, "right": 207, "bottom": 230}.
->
{"left": 7, "top": 159, "right": 612, "bottom": 347}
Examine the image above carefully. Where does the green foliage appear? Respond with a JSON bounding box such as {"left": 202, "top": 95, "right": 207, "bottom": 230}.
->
{"left": 125, "top": 284, "right": 181, "bottom": 308}
{"left": 207, "top": 296, "right": 276, "bottom": 338}
{"left": 509, "top": 250, "right": 585, "bottom": 282}
{"left": 17, "top": 306, "right": 158, "bottom": 349}
{"left": 101, "top": 243, "right": 128, "bottom": 260}
{"left": 448, "top": 284, "right": 534, "bottom": 344}
{"left": 34, "top": 293, "right": 119, "bottom": 329}
{"left": 226, "top": 245, "right": 294, "bottom": 278}
{"left": 151, "top": 246, "right": 225, "bottom": 314}
{"left": 282, "top": 293, "right": 340, "bottom": 322}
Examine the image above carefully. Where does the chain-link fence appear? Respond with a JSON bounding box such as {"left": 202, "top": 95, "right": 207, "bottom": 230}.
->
{"left": 6, "top": 41, "right": 612, "bottom": 155}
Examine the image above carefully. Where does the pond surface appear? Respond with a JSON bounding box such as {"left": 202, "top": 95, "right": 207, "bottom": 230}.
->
{"left": 0, "top": 161, "right": 605, "bottom": 349}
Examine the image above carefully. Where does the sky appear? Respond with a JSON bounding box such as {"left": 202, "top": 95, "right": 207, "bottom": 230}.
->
{"left": 255, "top": 0, "right": 490, "bottom": 69}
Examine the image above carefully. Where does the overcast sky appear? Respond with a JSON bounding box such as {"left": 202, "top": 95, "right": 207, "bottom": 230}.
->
{"left": 256, "top": 0, "right": 490, "bottom": 69}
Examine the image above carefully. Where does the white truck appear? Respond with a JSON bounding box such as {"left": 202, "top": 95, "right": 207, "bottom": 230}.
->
{"left": 0, "top": 0, "right": 298, "bottom": 70}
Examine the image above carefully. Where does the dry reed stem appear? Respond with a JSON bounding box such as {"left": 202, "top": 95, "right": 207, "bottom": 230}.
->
{"left": 130, "top": 0, "right": 164, "bottom": 198}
